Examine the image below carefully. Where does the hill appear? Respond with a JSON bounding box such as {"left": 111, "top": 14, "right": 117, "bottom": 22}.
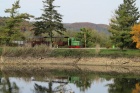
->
{"left": 0, "top": 17, "right": 109, "bottom": 34}
{"left": 63, "top": 22, "right": 109, "bottom": 34}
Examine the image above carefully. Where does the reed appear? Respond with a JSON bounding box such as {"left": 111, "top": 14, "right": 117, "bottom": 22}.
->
{"left": 0, "top": 56, "right": 4, "bottom": 63}
{"left": 0, "top": 46, "right": 5, "bottom": 63}
{"left": 95, "top": 44, "right": 101, "bottom": 55}
{"left": 1, "top": 45, "right": 52, "bottom": 57}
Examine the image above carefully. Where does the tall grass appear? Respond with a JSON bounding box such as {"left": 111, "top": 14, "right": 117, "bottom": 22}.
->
{"left": 95, "top": 44, "right": 101, "bottom": 55}
{"left": 1, "top": 45, "right": 52, "bottom": 57}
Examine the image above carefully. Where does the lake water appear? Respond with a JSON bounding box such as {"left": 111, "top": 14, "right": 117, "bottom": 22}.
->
{"left": 0, "top": 65, "right": 140, "bottom": 93}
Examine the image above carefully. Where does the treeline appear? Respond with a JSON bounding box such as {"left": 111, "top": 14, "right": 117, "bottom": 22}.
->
{"left": 0, "top": 0, "right": 140, "bottom": 49}
{"left": 65, "top": 28, "right": 111, "bottom": 48}
{"left": 0, "top": 0, "right": 111, "bottom": 48}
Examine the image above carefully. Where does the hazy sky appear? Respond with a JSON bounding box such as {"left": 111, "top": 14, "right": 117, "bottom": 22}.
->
{"left": 0, "top": 0, "right": 140, "bottom": 24}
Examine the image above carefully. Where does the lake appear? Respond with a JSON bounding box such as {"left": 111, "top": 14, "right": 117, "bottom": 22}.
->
{"left": 0, "top": 64, "right": 140, "bottom": 93}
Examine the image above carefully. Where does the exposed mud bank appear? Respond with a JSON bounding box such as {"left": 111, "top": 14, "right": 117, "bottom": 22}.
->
{"left": 1, "top": 64, "right": 140, "bottom": 75}
{"left": 1, "top": 57, "right": 140, "bottom": 66}
{"left": 1, "top": 57, "right": 140, "bottom": 75}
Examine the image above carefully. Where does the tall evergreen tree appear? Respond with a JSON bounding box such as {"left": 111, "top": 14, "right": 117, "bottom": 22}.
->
{"left": 109, "top": 0, "right": 140, "bottom": 49}
{"left": 33, "top": 0, "right": 66, "bottom": 47}
{"left": 0, "top": 0, "right": 33, "bottom": 45}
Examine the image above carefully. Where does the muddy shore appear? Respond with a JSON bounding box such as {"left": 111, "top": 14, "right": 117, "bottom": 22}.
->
{"left": 1, "top": 56, "right": 140, "bottom": 66}
{"left": 1, "top": 57, "right": 140, "bottom": 75}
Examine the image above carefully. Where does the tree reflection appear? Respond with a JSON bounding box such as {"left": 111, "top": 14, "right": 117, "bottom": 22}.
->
{"left": 107, "top": 78, "right": 140, "bottom": 93}
{"left": 34, "top": 81, "right": 53, "bottom": 93}
{"left": 0, "top": 77, "right": 19, "bottom": 93}
{"left": 74, "top": 76, "right": 91, "bottom": 92}
{"left": 72, "top": 65, "right": 92, "bottom": 92}
{"left": 34, "top": 79, "right": 74, "bottom": 93}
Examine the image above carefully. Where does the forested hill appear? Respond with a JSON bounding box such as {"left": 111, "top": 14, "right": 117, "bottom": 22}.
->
{"left": 0, "top": 17, "right": 109, "bottom": 34}
{"left": 63, "top": 22, "right": 109, "bottom": 34}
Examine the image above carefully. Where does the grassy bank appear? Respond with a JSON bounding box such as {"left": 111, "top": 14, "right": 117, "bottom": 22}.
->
{"left": 50, "top": 48, "right": 140, "bottom": 58}
{"left": 0, "top": 46, "right": 140, "bottom": 58}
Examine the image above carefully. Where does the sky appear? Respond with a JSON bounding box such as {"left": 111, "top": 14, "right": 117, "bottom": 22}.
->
{"left": 0, "top": 0, "right": 140, "bottom": 25}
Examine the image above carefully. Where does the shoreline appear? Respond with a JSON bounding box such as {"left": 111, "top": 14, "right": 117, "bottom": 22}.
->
{"left": 1, "top": 56, "right": 140, "bottom": 66}
{"left": 1, "top": 56, "right": 140, "bottom": 75}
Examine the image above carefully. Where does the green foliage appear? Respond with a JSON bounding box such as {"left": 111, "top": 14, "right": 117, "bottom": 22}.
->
{"left": 107, "top": 78, "right": 140, "bottom": 93}
{"left": 76, "top": 28, "right": 111, "bottom": 48}
{"left": 63, "top": 30, "right": 78, "bottom": 38}
{"left": 0, "top": 17, "right": 7, "bottom": 26}
{"left": 0, "top": 0, "right": 33, "bottom": 46}
{"left": 33, "top": 0, "right": 66, "bottom": 46}
{"left": 109, "top": 0, "right": 140, "bottom": 49}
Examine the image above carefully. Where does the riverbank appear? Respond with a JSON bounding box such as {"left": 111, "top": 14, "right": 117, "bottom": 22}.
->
{"left": 1, "top": 47, "right": 140, "bottom": 67}
{"left": 1, "top": 56, "right": 140, "bottom": 75}
{"left": 1, "top": 57, "right": 140, "bottom": 75}
{"left": 1, "top": 56, "right": 140, "bottom": 67}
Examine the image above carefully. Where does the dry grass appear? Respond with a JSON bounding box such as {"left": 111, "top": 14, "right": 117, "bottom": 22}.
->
{"left": 95, "top": 44, "right": 100, "bottom": 54}
{"left": 1, "top": 45, "right": 52, "bottom": 57}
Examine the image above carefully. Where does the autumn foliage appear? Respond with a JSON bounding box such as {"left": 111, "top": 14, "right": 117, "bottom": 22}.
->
{"left": 131, "top": 24, "right": 140, "bottom": 48}
{"left": 132, "top": 83, "right": 140, "bottom": 93}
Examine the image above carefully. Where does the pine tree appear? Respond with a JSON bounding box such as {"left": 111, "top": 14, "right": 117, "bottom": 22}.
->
{"left": 109, "top": 0, "right": 140, "bottom": 49}
{"left": 33, "top": 0, "right": 66, "bottom": 47}
{"left": 0, "top": 0, "right": 33, "bottom": 45}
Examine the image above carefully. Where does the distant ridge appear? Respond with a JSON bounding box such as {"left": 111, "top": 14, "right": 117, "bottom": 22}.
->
{"left": 63, "top": 22, "right": 109, "bottom": 34}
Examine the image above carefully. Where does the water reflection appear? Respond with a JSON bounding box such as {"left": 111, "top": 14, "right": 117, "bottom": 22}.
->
{"left": 1, "top": 65, "right": 140, "bottom": 93}
{"left": 132, "top": 83, "right": 140, "bottom": 93}
{"left": 0, "top": 77, "right": 19, "bottom": 93}
{"left": 34, "top": 76, "right": 92, "bottom": 93}
{"left": 107, "top": 78, "right": 140, "bottom": 93}
{"left": 34, "top": 81, "right": 74, "bottom": 93}
{"left": 34, "top": 82, "right": 53, "bottom": 93}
